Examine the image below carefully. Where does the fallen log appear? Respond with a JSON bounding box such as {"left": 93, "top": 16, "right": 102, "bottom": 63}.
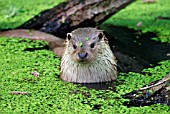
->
{"left": 17, "top": 0, "right": 135, "bottom": 37}
{"left": 124, "top": 73, "right": 170, "bottom": 106}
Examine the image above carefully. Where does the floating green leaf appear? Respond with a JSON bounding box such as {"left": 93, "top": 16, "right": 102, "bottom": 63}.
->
{"left": 79, "top": 42, "right": 83, "bottom": 47}
{"left": 85, "top": 37, "right": 89, "bottom": 41}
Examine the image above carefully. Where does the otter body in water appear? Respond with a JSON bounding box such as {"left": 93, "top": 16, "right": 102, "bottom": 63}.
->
{"left": 60, "top": 28, "right": 117, "bottom": 83}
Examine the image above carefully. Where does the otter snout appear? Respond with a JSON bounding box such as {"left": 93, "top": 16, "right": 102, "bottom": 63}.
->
{"left": 78, "top": 52, "right": 88, "bottom": 59}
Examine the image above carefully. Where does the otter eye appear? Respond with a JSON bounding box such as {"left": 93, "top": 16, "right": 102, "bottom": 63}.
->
{"left": 90, "top": 43, "right": 95, "bottom": 48}
{"left": 73, "top": 44, "right": 77, "bottom": 49}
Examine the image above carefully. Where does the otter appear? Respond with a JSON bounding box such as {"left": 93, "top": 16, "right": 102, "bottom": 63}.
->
{"left": 60, "top": 28, "right": 117, "bottom": 83}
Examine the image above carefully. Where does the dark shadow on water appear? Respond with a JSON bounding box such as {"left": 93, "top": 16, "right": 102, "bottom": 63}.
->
{"left": 101, "top": 24, "right": 170, "bottom": 73}
{"left": 78, "top": 81, "right": 116, "bottom": 91}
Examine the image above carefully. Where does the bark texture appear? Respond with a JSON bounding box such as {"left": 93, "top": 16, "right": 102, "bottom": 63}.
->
{"left": 125, "top": 73, "right": 170, "bottom": 106}
{"left": 18, "top": 0, "right": 134, "bottom": 37}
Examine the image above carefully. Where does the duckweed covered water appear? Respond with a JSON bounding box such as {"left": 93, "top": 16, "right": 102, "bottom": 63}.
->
{"left": 0, "top": 0, "right": 170, "bottom": 113}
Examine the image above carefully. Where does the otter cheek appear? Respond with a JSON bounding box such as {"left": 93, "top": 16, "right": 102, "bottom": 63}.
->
{"left": 71, "top": 52, "right": 81, "bottom": 62}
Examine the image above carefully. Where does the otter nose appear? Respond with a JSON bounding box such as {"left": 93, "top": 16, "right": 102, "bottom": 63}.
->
{"left": 78, "top": 52, "right": 88, "bottom": 59}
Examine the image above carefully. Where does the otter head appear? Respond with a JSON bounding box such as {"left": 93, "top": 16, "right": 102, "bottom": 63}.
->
{"left": 60, "top": 28, "right": 117, "bottom": 83}
{"left": 65, "top": 28, "right": 106, "bottom": 63}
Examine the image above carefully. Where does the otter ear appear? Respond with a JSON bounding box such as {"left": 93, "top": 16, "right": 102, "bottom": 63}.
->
{"left": 98, "top": 32, "right": 103, "bottom": 40}
{"left": 67, "top": 33, "right": 72, "bottom": 40}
